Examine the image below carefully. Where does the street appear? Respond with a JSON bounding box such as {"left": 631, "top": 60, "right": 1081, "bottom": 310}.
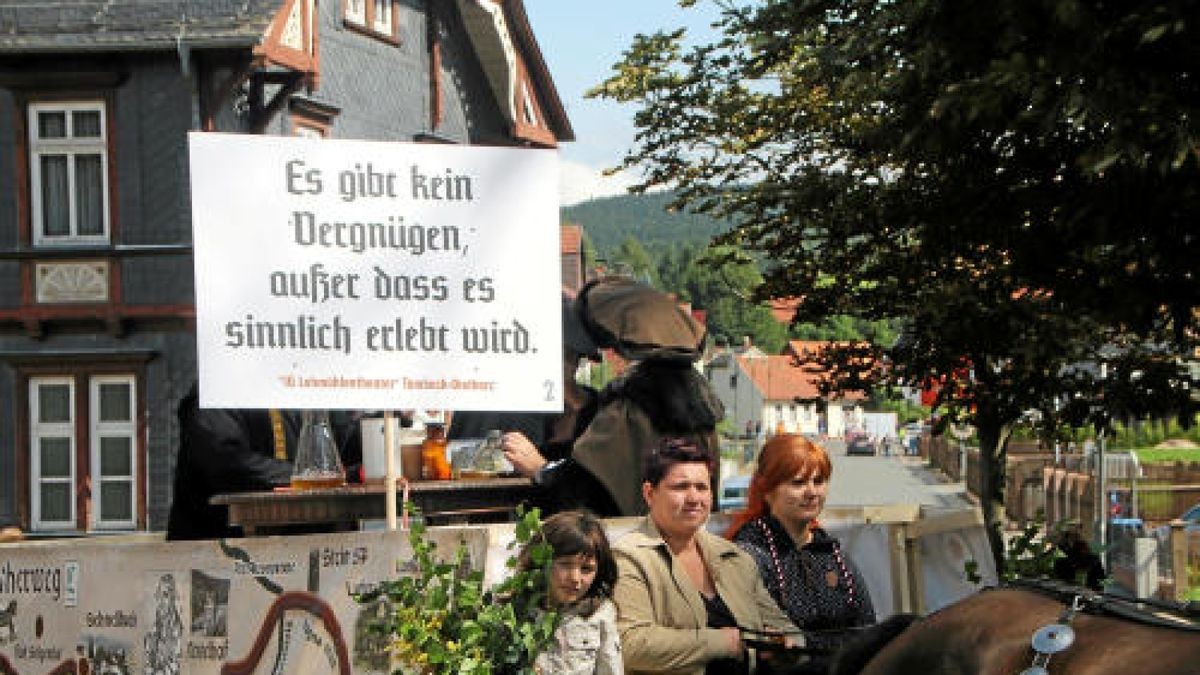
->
{"left": 824, "top": 439, "right": 974, "bottom": 510}
{"left": 724, "top": 437, "right": 974, "bottom": 511}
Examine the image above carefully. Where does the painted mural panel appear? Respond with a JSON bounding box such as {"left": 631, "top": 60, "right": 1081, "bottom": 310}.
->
{"left": 0, "top": 511, "right": 997, "bottom": 673}
{"left": 0, "top": 528, "right": 486, "bottom": 675}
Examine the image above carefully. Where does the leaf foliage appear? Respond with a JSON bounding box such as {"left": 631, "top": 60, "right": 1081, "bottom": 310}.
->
{"left": 357, "top": 507, "right": 558, "bottom": 674}
{"left": 594, "top": 0, "right": 1200, "bottom": 566}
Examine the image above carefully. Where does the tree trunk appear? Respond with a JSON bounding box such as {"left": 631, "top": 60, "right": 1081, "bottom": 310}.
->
{"left": 975, "top": 412, "right": 1012, "bottom": 573}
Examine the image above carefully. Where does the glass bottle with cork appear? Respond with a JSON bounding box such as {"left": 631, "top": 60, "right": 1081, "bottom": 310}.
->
{"left": 421, "top": 418, "right": 451, "bottom": 480}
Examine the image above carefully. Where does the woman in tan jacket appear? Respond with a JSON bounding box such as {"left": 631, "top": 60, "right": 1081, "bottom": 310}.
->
{"left": 612, "top": 438, "right": 800, "bottom": 674}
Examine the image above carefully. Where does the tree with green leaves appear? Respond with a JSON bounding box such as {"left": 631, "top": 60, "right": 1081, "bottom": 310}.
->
{"left": 657, "top": 243, "right": 788, "bottom": 352}
{"left": 610, "top": 235, "right": 660, "bottom": 286}
{"left": 594, "top": 0, "right": 1198, "bottom": 566}
{"left": 790, "top": 315, "right": 898, "bottom": 345}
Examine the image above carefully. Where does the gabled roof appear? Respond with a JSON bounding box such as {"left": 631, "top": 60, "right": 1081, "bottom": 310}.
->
{"left": 0, "top": 0, "right": 282, "bottom": 53}
{"left": 739, "top": 354, "right": 824, "bottom": 401}
{"left": 455, "top": 0, "right": 573, "bottom": 144}
{"left": 738, "top": 353, "right": 866, "bottom": 402}
{"left": 502, "top": 0, "right": 573, "bottom": 141}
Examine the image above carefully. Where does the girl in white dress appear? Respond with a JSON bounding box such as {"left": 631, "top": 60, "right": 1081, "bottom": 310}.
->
{"left": 519, "top": 510, "right": 624, "bottom": 675}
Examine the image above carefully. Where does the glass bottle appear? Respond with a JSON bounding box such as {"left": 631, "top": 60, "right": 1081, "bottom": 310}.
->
{"left": 290, "top": 410, "right": 346, "bottom": 489}
{"left": 422, "top": 422, "right": 451, "bottom": 480}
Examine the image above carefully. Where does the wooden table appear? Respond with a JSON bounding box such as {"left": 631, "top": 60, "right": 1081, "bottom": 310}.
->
{"left": 212, "top": 477, "right": 537, "bottom": 535}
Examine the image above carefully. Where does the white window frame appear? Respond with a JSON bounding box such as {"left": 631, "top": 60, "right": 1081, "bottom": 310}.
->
{"left": 372, "top": 0, "right": 393, "bottom": 34}
{"left": 28, "top": 100, "right": 110, "bottom": 246}
{"left": 344, "top": 0, "right": 366, "bottom": 26}
{"left": 90, "top": 375, "right": 137, "bottom": 530}
{"left": 345, "top": 0, "right": 398, "bottom": 40}
{"left": 30, "top": 377, "right": 77, "bottom": 531}
{"left": 292, "top": 124, "right": 325, "bottom": 139}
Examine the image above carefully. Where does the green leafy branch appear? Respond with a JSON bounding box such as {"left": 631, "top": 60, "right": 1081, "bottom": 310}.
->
{"left": 358, "top": 506, "right": 559, "bottom": 674}
{"left": 965, "top": 511, "right": 1064, "bottom": 585}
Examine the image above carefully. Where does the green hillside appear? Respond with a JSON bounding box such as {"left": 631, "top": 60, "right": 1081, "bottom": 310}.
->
{"left": 561, "top": 192, "right": 732, "bottom": 258}
{"left": 560, "top": 191, "right": 900, "bottom": 351}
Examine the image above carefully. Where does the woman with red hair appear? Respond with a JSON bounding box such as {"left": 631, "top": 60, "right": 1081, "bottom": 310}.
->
{"left": 726, "top": 434, "right": 875, "bottom": 673}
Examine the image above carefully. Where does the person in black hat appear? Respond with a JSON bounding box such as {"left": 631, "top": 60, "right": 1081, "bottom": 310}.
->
{"left": 503, "top": 277, "right": 725, "bottom": 517}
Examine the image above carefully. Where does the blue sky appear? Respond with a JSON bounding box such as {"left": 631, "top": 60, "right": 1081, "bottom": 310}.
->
{"left": 523, "top": 1, "right": 721, "bottom": 205}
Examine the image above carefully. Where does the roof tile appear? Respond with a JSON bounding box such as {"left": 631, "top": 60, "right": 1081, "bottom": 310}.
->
{"left": 0, "top": 0, "right": 281, "bottom": 52}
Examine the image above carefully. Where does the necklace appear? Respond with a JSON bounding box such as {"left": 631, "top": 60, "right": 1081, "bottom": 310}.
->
{"left": 755, "top": 517, "right": 858, "bottom": 607}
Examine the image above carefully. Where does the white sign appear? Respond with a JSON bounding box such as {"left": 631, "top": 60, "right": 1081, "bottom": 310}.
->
{"left": 188, "top": 133, "right": 562, "bottom": 410}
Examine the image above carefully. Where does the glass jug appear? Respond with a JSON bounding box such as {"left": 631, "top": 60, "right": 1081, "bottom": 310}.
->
{"left": 475, "top": 429, "right": 508, "bottom": 474}
{"left": 290, "top": 410, "right": 346, "bottom": 489}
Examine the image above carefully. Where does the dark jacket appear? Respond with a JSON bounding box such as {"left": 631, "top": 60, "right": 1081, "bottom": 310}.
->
{"left": 568, "top": 360, "right": 724, "bottom": 516}
{"left": 732, "top": 516, "right": 876, "bottom": 673}
{"left": 166, "top": 385, "right": 361, "bottom": 540}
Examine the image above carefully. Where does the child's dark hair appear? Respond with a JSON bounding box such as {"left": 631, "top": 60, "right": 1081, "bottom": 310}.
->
{"left": 519, "top": 510, "right": 617, "bottom": 612}
{"left": 643, "top": 436, "right": 715, "bottom": 486}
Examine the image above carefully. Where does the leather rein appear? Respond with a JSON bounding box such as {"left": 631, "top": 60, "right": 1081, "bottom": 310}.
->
{"left": 999, "top": 579, "right": 1200, "bottom": 675}
{"left": 1003, "top": 577, "right": 1200, "bottom": 632}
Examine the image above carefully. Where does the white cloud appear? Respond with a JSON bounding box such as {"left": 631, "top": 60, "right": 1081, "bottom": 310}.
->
{"left": 557, "top": 159, "right": 638, "bottom": 206}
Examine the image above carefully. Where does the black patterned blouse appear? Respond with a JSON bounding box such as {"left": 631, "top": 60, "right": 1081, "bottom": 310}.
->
{"left": 731, "top": 515, "right": 876, "bottom": 661}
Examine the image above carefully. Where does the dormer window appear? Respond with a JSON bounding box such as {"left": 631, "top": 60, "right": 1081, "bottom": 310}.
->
{"left": 344, "top": 0, "right": 399, "bottom": 43}
{"left": 345, "top": 0, "right": 366, "bottom": 24}
{"left": 373, "top": 0, "right": 393, "bottom": 34}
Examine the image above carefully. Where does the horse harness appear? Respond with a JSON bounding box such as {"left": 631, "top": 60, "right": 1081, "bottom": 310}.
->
{"left": 1008, "top": 578, "right": 1200, "bottom": 675}
{"left": 1019, "top": 593, "right": 1083, "bottom": 675}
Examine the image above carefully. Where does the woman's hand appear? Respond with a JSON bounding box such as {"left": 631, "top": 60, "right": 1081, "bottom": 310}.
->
{"left": 782, "top": 632, "right": 806, "bottom": 650}
{"left": 745, "top": 628, "right": 805, "bottom": 653}
{"left": 501, "top": 432, "right": 546, "bottom": 477}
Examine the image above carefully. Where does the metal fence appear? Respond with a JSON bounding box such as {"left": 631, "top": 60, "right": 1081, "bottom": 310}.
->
{"left": 925, "top": 436, "right": 1200, "bottom": 602}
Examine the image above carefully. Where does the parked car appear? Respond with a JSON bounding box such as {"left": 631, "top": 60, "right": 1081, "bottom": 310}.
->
{"left": 1108, "top": 517, "right": 1147, "bottom": 540}
{"left": 1180, "top": 503, "right": 1200, "bottom": 524}
{"left": 846, "top": 432, "right": 876, "bottom": 456}
{"left": 1151, "top": 505, "right": 1199, "bottom": 545}
{"left": 719, "top": 475, "right": 751, "bottom": 512}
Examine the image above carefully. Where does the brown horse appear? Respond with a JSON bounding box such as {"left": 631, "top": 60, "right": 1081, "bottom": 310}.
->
{"left": 832, "top": 582, "right": 1200, "bottom": 675}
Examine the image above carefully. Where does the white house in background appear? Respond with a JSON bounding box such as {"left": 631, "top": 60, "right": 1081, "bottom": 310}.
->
{"left": 706, "top": 342, "right": 866, "bottom": 438}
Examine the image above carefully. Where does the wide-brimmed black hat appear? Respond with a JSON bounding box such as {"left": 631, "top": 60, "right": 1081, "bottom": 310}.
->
{"left": 575, "top": 277, "right": 705, "bottom": 362}
{"left": 562, "top": 293, "right": 601, "bottom": 362}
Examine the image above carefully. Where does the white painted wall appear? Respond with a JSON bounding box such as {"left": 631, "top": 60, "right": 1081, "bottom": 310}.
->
{"left": 706, "top": 353, "right": 863, "bottom": 438}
